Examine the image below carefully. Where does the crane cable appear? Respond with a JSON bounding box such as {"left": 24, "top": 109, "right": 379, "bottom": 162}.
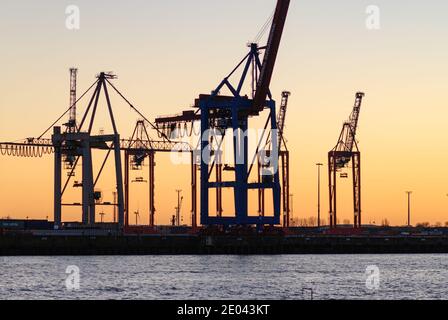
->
{"left": 254, "top": 10, "right": 275, "bottom": 44}
{"left": 0, "top": 143, "right": 53, "bottom": 157}
{"left": 36, "top": 80, "right": 99, "bottom": 140}
{"left": 105, "top": 79, "right": 171, "bottom": 142}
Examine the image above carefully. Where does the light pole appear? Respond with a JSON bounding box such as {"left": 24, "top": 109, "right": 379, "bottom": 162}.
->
{"left": 175, "top": 189, "right": 182, "bottom": 226}
{"left": 99, "top": 211, "right": 105, "bottom": 223}
{"left": 406, "top": 191, "right": 412, "bottom": 227}
{"left": 316, "top": 163, "right": 323, "bottom": 227}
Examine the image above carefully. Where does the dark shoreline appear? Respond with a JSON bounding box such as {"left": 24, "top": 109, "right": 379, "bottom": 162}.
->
{"left": 2, "top": 234, "right": 448, "bottom": 256}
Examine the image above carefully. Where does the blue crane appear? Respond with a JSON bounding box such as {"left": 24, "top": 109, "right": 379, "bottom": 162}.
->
{"left": 155, "top": 0, "right": 291, "bottom": 227}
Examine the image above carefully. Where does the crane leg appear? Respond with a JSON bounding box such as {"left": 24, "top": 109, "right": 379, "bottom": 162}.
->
{"left": 82, "top": 140, "right": 95, "bottom": 225}
{"left": 257, "top": 156, "right": 266, "bottom": 217}
{"left": 124, "top": 151, "right": 129, "bottom": 227}
{"left": 216, "top": 163, "right": 223, "bottom": 217}
{"left": 281, "top": 151, "right": 290, "bottom": 227}
{"left": 352, "top": 152, "right": 361, "bottom": 228}
{"left": 191, "top": 152, "right": 198, "bottom": 229}
{"left": 149, "top": 152, "right": 155, "bottom": 227}
{"left": 328, "top": 152, "right": 337, "bottom": 228}
{"left": 54, "top": 140, "right": 62, "bottom": 228}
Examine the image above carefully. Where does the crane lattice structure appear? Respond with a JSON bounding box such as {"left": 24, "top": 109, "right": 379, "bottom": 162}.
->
{"left": 65, "top": 68, "right": 78, "bottom": 133}
{"left": 155, "top": 0, "right": 290, "bottom": 227}
{"left": 328, "top": 92, "right": 365, "bottom": 228}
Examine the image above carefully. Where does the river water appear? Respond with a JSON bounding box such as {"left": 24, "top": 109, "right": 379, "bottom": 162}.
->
{"left": 0, "top": 254, "right": 447, "bottom": 300}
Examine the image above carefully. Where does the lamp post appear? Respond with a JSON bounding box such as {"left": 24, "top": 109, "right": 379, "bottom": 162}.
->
{"left": 175, "top": 189, "right": 182, "bottom": 226}
{"left": 316, "top": 163, "right": 323, "bottom": 227}
{"left": 99, "top": 211, "right": 105, "bottom": 223}
{"left": 406, "top": 191, "right": 412, "bottom": 227}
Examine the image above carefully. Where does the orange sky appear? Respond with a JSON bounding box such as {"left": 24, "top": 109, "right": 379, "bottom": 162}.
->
{"left": 1, "top": 0, "right": 448, "bottom": 226}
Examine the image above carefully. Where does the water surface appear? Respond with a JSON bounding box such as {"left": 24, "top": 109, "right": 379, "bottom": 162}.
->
{"left": 0, "top": 254, "right": 447, "bottom": 299}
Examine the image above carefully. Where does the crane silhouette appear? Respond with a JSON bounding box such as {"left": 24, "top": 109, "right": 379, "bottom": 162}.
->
{"left": 328, "top": 92, "right": 365, "bottom": 228}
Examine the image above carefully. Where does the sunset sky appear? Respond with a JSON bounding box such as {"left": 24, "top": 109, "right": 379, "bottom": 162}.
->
{"left": 1, "top": 0, "right": 448, "bottom": 226}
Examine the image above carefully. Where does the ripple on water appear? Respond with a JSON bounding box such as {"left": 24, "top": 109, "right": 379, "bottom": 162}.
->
{"left": 0, "top": 254, "right": 447, "bottom": 299}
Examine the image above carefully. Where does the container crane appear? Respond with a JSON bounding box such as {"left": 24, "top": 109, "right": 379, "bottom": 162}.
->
{"left": 0, "top": 72, "right": 193, "bottom": 230}
{"left": 124, "top": 120, "right": 156, "bottom": 228}
{"left": 328, "top": 92, "right": 365, "bottom": 228}
{"left": 155, "top": 0, "right": 290, "bottom": 227}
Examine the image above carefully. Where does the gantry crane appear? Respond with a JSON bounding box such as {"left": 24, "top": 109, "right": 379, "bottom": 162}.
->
{"left": 155, "top": 0, "right": 290, "bottom": 227}
{"left": 1, "top": 1, "right": 289, "bottom": 230}
{"left": 0, "top": 71, "right": 192, "bottom": 229}
{"left": 124, "top": 120, "right": 156, "bottom": 228}
{"left": 328, "top": 92, "right": 365, "bottom": 228}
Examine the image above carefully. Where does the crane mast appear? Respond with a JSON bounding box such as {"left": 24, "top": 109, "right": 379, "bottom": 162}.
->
{"left": 67, "top": 68, "right": 78, "bottom": 133}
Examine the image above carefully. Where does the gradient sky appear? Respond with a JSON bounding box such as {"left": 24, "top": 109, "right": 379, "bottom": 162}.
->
{"left": 1, "top": 0, "right": 448, "bottom": 226}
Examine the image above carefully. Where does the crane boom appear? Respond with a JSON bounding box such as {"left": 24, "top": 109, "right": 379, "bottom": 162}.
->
{"left": 332, "top": 92, "right": 365, "bottom": 168}
{"left": 277, "top": 91, "right": 290, "bottom": 150}
{"left": 252, "top": 0, "right": 290, "bottom": 112}
{"left": 344, "top": 92, "right": 364, "bottom": 152}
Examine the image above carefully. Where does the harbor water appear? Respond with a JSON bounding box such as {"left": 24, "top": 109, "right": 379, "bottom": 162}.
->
{"left": 0, "top": 254, "right": 447, "bottom": 300}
